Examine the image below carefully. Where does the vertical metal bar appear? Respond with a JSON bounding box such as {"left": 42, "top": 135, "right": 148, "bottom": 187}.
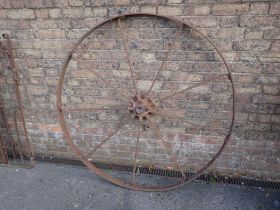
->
{"left": 0, "top": 106, "right": 16, "bottom": 162}
{"left": 0, "top": 110, "right": 4, "bottom": 163}
{"left": 13, "top": 110, "right": 24, "bottom": 162}
{"left": 0, "top": 145, "right": 2, "bottom": 163}
{"left": 3, "top": 34, "right": 34, "bottom": 163}
{"left": 0, "top": 123, "right": 8, "bottom": 164}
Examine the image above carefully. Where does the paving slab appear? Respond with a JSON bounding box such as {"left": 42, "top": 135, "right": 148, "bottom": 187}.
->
{"left": 0, "top": 163, "right": 279, "bottom": 210}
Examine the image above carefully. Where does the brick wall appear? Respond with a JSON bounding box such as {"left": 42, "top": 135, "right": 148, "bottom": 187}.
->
{"left": 0, "top": 0, "right": 279, "bottom": 180}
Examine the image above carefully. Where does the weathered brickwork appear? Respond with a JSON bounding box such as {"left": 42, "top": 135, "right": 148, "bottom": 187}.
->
{"left": 0, "top": 0, "right": 279, "bottom": 181}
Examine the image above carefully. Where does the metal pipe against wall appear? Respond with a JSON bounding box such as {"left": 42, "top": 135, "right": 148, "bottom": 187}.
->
{"left": 0, "top": 120, "right": 8, "bottom": 164}
{"left": 0, "top": 97, "right": 16, "bottom": 162}
{"left": 2, "top": 34, "right": 34, "bottom": 164}
{"left": 13, "top": 110, "right": 24, "bottom": 162}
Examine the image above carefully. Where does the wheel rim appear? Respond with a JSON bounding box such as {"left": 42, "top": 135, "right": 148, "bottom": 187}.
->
{"left": 56, "top": 13, "right": 236, "bottom": 192}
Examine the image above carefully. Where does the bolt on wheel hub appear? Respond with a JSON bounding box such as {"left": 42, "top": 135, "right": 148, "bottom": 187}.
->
{"left": 128, "top": 94, "right": 157, "bottom": 122}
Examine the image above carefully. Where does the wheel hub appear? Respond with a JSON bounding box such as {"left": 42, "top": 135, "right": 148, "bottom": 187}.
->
{"left": 128, "top": 94, "right": 156, "bottom": 121}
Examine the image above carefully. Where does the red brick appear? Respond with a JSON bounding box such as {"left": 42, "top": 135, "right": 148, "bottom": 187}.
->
{"left": 7, "top": 9, "right": 35, "bottom": 19}
{"left": 49, "top": 9, "right": 62, "bottom": 18}
{"left": 0, "top": 0, "right": 12, "bottom": 8}
{"left": 26, "top": 85, "right": 49, "bottom": 95}
{"left": 212, "top": 3, "right": 249, "bottom": 15}
{"left": 194, "top": 4, "right": 211, "bottom": 15}
{"left": 252, "top": 95, "right": 280, "bottom": 104}
{"left": 233, "top": 40, "right": 271, "bottom": 51}
{"left": 63, "top": 8, "right": 83, "bottom": 18}
{"left": 35, "top": 29, "right": 65, "bottom": 39}
{"left": 84, "top": 8, "right": 107, "bottom": 17}
{"left": 114, "top": 0, "right": 131, "bottom": 5}
{"left": 260, "top": 52, "right": 280, "bottom": 63}
{"left": 269, "top": 2, "right": 280, "bottom": 14}
{"left": 107, "top": 6, "right": 139, "bottom": 16}
{"left": 271, "top": 41, "right": 280, "bottom": 52}
{"left": 249, "top": 3, "right": 269, "bottom": 15}
{"left": 10, "top": 0, "right": 26, "bottom": 8}
{"left": 0, "top": 10, "right": 6, "bottom": 18}
{"left": 35, "top": 9, "right": 49, "bottom": 19}
{"left": 245, "top": 29, "right": 263, "bottom": 39}
{"left": 158, "top": 6, "right": 182, "bottom": 16}
{"left": 219, "top": 16, "right": 239, "bottom": 28}
{"left": 168, "top": 0, "right": 183, "bottom": 3}
{"left": 141, "top": 6, "right": 156, "bottom": 13}
{"left": 255, "top": 75, "right": 279, "bottom": 85}
{"left": 69, "top": 0, "right": 83, "bottom": 6}
{"left": 186, "top": 17, "right": 219, "bottom": 28}
{"left": 209, "top": 28, "right": 245, "bottom": 40}
{"left": 240, "top": 16, "right": 276, "bottom": 29}
{"left": 26, "top": 0, "right": 55, "bottom": 8}
{"left": 31, "top": 19, "right": 58, "bottom": 29}
{"left": 262, "top": 86, "right": 280, "bottom": 95}
{"left": 130, "top": 0, "right": 161, "bottom": 4}
{"left": 263, "top": 28, "right": 280, "bottom": 39}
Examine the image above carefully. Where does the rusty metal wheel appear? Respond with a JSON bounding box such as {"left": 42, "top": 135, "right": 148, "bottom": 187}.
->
{"left": 56, "top": 13, "right": 235, "bottom": 192}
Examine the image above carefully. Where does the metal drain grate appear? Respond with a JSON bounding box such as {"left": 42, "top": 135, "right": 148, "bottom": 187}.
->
{"left": 30, "top": 154, "right": 280, "bottom": 190}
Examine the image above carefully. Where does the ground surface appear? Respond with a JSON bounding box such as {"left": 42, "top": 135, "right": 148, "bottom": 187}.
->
{"left": 0, "top": 163, "right": 279, "bottom": 210}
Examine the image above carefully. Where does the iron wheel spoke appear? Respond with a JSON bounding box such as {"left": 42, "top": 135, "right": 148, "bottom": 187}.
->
{"left": 155, "top": 109, "right": 198, "bottom": 127}
{"left": 147, "top": 118, "right": 186, "bottom": 180}
{"left": 64, "top": 105, "right": 125, "bottom": 113}
{"left": 118, "top": 17, "right": 138, "bottom": 95}
{"left": 147, "top": 24, "right": 184, "bottom": 95}
{"left": 158, "top": 74, "right": 228, "bottom": 101}
{"left": 83, "top": 122, "right": 126, "bottom": 159}
{"left": 89, "top": 70, "right": 130, "bottom": 101}
{"left": 131, "top": 123, "right": 141, "bottom": 183}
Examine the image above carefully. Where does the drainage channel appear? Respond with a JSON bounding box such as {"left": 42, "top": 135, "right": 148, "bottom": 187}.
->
{"left": 26, "top": 154, "right": 279, "bottom": 190}
{"left": 5, "top": 154, "right": 280, "bottom": 190}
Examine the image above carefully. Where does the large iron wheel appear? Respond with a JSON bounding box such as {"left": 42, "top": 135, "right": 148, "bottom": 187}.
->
{"left": 56, "top": 13, "right": 235, "bottom": 192}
